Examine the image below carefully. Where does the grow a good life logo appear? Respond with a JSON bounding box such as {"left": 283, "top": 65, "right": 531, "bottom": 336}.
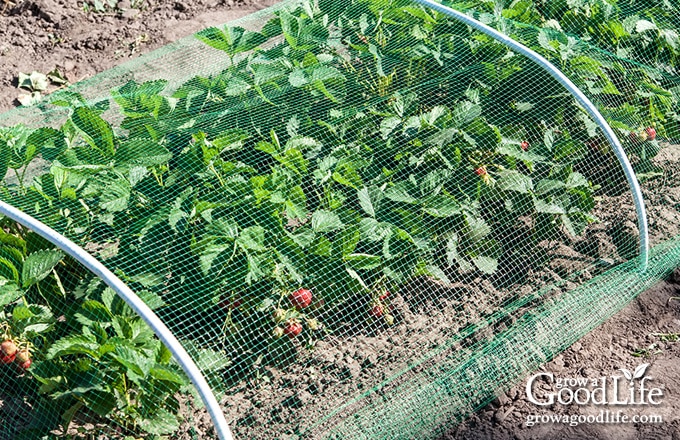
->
{"left": 525, "top": 363, "right": 664, "bottom": 406}
{"left": 524, "top": 363, "right": 666, "bottom": 428}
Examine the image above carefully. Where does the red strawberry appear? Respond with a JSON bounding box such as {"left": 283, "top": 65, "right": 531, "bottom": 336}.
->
{"left": 379, "top": 291, "right": 390, "bottom": 300}
{"left": 289, "top": 288, "right": 313, "bottom": 309}
{"left": 645, "top": 126, "right": 656, "bottom": 141}
{"left": 474, "top": 166, "right": 487, "bottom": 176}
{"left": 368, "top": 305, "right": 384, "bottom": 318}
{"left": 1, "top": 353, "right": 15, "bottom": 364}
{"left": 18, "top": 359, "right": 31, "bottom": 370}
{"left": 1, "top": 340, "right": 17, "bottom": 357}
{"left": 283, "top": 320, "right": 302, "bottom": 338}
{"left": 520, "top": 140, "right": 530, "bottom": 151}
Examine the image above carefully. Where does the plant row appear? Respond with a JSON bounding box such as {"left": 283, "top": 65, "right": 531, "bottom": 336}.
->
{"left": 0, "top": 0, "right": 676, "bottom": 436}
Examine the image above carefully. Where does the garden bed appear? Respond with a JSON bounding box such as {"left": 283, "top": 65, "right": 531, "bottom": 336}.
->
{"left": 1, "top": 0, "right": 680, "bottom": 438}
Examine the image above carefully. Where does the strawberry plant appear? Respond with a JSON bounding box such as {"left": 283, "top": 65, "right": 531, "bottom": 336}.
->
{"left": 0, "top": 218, "right": 194, "bottom": 437}
{"left": 32, "top": 285, "right": 188, "bottom": 435}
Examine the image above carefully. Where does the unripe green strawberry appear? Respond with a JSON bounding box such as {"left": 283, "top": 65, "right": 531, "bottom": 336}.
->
{"left": 273, "top": 308, "right": 287, "bottom": 323}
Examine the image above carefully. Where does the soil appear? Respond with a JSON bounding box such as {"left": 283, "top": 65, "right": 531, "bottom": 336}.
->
{"left": 441, "top": 268, "right": 680, "bottom": 440}
{"left": 1, "top": 2, "right": 680, "bottom": 439}
{"left": 0, "top": 0, "right": 277, "bottom": 113}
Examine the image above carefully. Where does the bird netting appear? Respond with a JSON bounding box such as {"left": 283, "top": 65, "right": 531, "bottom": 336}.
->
{"left": 0, "top": 0, "right": 679, "bottom": 438}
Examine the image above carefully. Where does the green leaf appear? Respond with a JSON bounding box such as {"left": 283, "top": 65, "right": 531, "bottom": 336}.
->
{"left": 285, "top": 185, "right": 307, "bottom": 220}
{"left": 199, "top": 243, "right": 232, "bottom": 275}
{"left": 137, "top": 408, "right": 180, "bottom": 435}
{"left": 311, "top": 210, "right": 343, "bottom": 233}
{"left": 289, "top": 68, "right": 308, "bottom": 87}
{"left": 0, "top": 257, "right": 20, "bottom": 283}
{"left": 358, "top": 186, "right": 382, "bottom": 218}
{"left": 21, "top": 250, "right": 63, "bottom": 288}
{"left": 334, "top": 226, "right": 360, "bottom": 257}
{"left": 0, "top": 138, "right": 10, "bottom": 181}
{"left": 471, "top": 255, "right": 498, "bottom": 274}
{"left": 565, "top": 172, "right": 589, "bottom": 189}
{"left": 112, "top": 345, "right": 150, "bottom": 376}
{"left": 534, "top": 196, "right": 566, "bottom": 214}
{"left": 12, "top": 305, "right": 33, "bottom": 321}
{"left": 422, "top": 195, "right": 461, "bottom": 217}
{"left": 344, "top": 253, "right": 381, "bottom": 270}
{"left": 27, "top": 128, "right": 67, "bottom": 162}
{"left": 71, "top": 107, "right": 116, "bottom": 157}
{"left": 47, "top": 334, "right": 100, "bottom": 359}
{"left": 635, "top": 19, "right": 657, "bottom": 33}
{"left": 554, "top": 139, "right": 587, "bottom": 163}
{"left": 496, "top": 170, "right": 533, "bottom": 194}
{"left": 196, "top": 26, "right": 267, "bottom": 56}
{"left": 77, "top": 300, "right": 113, "bottom": 323}
{"left": 385, "top": 182, "right": 418, "bottom": 204}
{"left": 150, "top": 365, "right": 187, "bottom": 385}
{"left": 83, "top": 389, "right": 116, "bottom": 416}
{"left": 129, "top": 272, "right": 165, "bottom": 288}
{"left": 237, "top": 226, "right": 267, "bottom": 251}
{"left": 194, "top": 346, "right": 232, "bottom": 371}
{"left": 466, "top": 215, "right": 491, "bottom": 242}
{"left": 414, "top": 263, "right": 451, "bottom": 283}
{"left": 535, "top": 179, "right": 565, "bottom": 195}
{"left": 380, "top": 117, "right": 401, "bottom": 140}
{"left": 98, "top": 178, "right": 131, "bottom": 212}
{"left": 0, "top": 279, "right": 22, "bottom": 307}
{"left": 116, "top": 139, "right": 172, "bottom": 167}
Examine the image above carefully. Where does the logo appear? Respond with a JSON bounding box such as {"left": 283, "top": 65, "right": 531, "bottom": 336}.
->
{"left": 526, "top": 363, "right": 664, "bottom": 406}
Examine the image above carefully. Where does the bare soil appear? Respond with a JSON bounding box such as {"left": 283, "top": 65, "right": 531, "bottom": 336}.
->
{"left": 0, "top": 0, "right": 277, "bottom": 112}
{"left": 1, "top": 2, "right": 680, "bottom": 439}
{"left": 442, "top": 269, "right": 680, "bottom": 440}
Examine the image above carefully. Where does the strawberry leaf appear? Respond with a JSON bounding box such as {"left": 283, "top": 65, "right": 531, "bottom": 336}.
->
{"left": 21, "top": 250, "right": 64, "bottom": 288}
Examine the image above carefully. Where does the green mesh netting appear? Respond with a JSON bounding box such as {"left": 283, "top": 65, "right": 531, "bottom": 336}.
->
{"left": 0, "top": 0, "right": 679, "bottom": 438}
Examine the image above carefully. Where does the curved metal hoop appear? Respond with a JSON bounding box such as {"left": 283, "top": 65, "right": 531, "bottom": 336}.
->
{"left": 413, "top": 0, "right": 650, "bottom": 270}
{"left": 0, "top": 201, "right": 234, "bottom": 440}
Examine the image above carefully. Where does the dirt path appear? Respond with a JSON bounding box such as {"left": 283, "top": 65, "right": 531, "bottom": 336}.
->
{"left": 0, "top": 0, "right": 277, "bottom": 113}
